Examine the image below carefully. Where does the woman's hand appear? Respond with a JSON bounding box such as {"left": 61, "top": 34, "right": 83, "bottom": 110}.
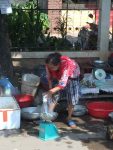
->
{"left": 43, "top": 91, "right": 53, "bottom": 101}
{"left": 43, "top": 86, "right": 61, "bottom": 102}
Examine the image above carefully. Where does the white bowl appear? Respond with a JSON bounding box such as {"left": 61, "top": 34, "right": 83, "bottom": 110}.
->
{"left": 94, "top": 60, "right": 105, "bottom": 64}
{"left": 21, "top": 106, "right": 41, "bottom": 120}
{"left": 73, "top": 105, "right": 87, "bottom": 116}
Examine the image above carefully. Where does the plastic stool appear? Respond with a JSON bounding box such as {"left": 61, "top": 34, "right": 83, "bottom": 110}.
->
{"left": 38, "top": 121, "right": 60, "bottom": 141}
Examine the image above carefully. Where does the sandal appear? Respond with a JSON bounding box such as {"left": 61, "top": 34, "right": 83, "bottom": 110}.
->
{"left": 66, "top": 120, "right": 76, "bottom": 128}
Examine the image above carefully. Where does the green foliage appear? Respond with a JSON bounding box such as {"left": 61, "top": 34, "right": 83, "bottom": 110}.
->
{"left": 7, "top": 0, "right": 50, "bottom": 49}
{"left": 7, "top": 1, "right": 73, "bottom": 51}
{"left": 38, "top": 32, "right": 72, "bottom": 51}
{"left": 55, "top": 15, "right": 67, "bottom": 39}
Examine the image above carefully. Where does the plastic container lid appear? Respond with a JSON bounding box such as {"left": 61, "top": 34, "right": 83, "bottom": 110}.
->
{"left": 94, "top": 69, "right": 106, "bottom": 80}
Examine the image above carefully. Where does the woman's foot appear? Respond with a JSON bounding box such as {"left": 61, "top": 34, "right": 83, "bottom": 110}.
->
{"left": 66, "top": 120, "right": 77, "bottom": 128}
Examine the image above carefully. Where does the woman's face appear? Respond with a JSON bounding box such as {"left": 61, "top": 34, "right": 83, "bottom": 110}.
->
{"left": 47, "top": 62, "right": 60, "bottom": 71}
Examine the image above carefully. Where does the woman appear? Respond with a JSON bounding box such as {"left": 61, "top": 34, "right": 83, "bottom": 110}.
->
{"left": 45, "top": 52, "right": 80, "bottom": 128}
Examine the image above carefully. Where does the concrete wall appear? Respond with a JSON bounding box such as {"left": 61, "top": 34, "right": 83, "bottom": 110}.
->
{"left": 11, "top": 51, "right": 112, "bottom": 78}
{"left": 11, "top": 51, "right": 106, "bottom": 74}
{"left": 11, "top": 51, "right": 111, "bottom": 60}
{"left": 12, "top": 55, "right": 99, "bottom": 77}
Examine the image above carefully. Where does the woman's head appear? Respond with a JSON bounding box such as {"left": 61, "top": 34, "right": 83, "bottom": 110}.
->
{"left": 45, "top": 52, "right": 62, "bottom": 71}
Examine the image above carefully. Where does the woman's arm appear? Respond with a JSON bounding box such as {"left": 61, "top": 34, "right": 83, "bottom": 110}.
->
{"left": 49, "top": 86, "right": 61, "bottom": 94}
{"left": 46, "top": 65, "right": 52, "bottom": 89}
{"left": 48, "top": 69, "right": 69, "bottom": 95}
{"left": 45, "top": 86, "right": 61, "bottom": 99}
{"left": 48, "top": 80, "right": 52, "bottom": 89}
{"left": 48, "top": 68, "right": 69, "bottom": 96}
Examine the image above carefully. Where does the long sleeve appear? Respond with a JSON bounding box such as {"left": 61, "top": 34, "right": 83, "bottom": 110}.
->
{"left": 56, "top": 62, "right": 70, "bottom": 89}
{"left": 56, "top": 60, "right": 80, "bottom": 89}
{"left": 57, "top": 69, "right": 69, "bottom": 89}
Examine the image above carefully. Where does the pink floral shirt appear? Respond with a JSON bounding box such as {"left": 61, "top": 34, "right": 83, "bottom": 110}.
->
{"left": 46, "top": 56, "right": 80, "bottom": 89}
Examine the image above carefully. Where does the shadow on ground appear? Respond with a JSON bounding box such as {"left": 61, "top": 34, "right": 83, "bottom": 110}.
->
{"left": 18, "top": 111, "right": 113, "bottom": 150}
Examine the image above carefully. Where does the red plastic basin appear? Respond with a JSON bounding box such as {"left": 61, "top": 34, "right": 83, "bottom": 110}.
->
{"left": 14, "top": 94, "right": 34, "bottom": 108}
{"left": 86, "top": 101, "right": 113, "bottom": 119}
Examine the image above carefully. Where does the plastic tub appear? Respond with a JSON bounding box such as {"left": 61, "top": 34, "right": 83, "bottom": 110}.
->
{"left": 86, "top": 101, "right": 113, "bottom": 119}
{"left": 14, "top": 94, "right": 34, "bottom": 108}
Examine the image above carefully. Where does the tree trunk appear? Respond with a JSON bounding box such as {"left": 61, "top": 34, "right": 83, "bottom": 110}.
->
{"left": 0, "top": 14, "right": 14, "bottom": 81}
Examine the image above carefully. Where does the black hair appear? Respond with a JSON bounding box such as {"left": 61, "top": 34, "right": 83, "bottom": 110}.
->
{"left": 45, "top": 52, "right": 62, "bottom": 66}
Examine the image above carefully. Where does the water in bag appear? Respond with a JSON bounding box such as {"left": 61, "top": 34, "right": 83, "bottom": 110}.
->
{"left": 40, "top": 94, "right": 57, "bottom": 121}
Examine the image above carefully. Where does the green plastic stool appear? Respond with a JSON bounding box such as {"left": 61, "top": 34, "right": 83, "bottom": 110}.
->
{"left": 38, "top": 121, "right": 60, "bottom": 141}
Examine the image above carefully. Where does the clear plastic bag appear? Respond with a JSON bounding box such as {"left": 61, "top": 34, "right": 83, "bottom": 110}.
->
{"left": 40, "top": 94, "right": 58, "bottom": 121}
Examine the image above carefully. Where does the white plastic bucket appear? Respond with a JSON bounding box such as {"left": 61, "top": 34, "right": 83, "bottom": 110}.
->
{"left": 22, "top": 74, "right": 40, "bottom": 87}
{"left": 21, "top": 74, "right": 40, "bottom": 96}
